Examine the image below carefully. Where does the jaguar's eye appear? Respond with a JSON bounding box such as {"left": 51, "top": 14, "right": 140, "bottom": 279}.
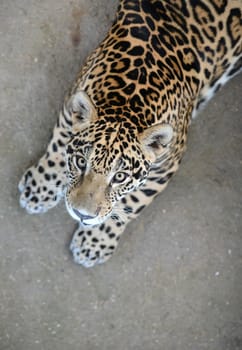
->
{"left": 112, "top": 171, "right": 129, "bottom": 184}
{"left": 74, "top": 156, "right": 86, "bottom": 171}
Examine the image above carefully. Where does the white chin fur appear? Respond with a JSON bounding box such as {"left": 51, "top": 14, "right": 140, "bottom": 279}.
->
{"left": 82, "top": 217, "right": 103, "bottom": 226}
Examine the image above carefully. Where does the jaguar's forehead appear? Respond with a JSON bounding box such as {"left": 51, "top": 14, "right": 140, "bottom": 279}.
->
{"left": 90, "top": 141, "right": 144, "bottom": 174}
{"left": 68, "top": 119, "right": 149, "bottom": 174}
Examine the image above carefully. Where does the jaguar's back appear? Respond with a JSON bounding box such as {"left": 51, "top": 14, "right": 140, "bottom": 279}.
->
{"left": 76, "top": 0, "right": 242, "bottom": 116}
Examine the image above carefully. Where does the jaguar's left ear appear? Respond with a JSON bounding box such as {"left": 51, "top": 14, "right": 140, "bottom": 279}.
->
{"left": 140, "top": 123, "right": 173, "bottom": 159}
{"left": 65, "top": 90, "right": 96, "bottom": 131}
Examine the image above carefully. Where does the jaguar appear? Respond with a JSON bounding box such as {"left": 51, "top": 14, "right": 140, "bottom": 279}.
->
{"left": 19, "top": 0, "right": 242, "bottom": 267}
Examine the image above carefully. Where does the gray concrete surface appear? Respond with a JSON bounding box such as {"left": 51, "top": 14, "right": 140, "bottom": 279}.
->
{"left": 0, "top": 1, "right": 242, "bottom": 349}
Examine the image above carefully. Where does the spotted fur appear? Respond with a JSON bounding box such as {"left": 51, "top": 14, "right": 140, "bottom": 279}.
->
{"left": 19, "top": 0, "right": 242, "bottom": 267}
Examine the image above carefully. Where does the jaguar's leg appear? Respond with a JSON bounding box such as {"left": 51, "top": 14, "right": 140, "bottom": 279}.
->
{"left": 70, "top": 217, "right": 125, "bottom": 268}
{"left": 19, "top": 105, "right": 72, "bottom": 214}
{"left": 70, "top": 160, "right": 178, "bottom": 267}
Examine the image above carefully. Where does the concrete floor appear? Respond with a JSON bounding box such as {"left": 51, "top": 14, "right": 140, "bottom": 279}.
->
{"left": 0, "top": 1, "right": 242, "bottom": 349}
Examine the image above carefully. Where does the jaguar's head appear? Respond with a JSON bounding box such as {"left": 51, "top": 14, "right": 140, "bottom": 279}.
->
{"left": 64, "top": 90, "right": 173, "bottom": 226}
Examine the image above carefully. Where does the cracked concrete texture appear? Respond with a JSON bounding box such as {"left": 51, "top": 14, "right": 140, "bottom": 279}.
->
{"left": 0, "top": 1, "right": 242, "bottom": 349}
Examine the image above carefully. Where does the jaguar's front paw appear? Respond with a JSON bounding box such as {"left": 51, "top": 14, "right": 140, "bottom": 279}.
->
{"left": 18, "top": 161, "right": 67, "bottom": 214}
{"left": 70, "top": 223, "right": 120, "bottom": 267}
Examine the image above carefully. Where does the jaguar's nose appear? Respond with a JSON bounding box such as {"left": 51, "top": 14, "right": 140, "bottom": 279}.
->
{"left": 73, "top": 209, "right": 96, "bottom": 222}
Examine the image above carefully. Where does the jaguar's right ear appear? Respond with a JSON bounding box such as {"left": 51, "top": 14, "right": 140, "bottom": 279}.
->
{"left": 65, "top": 90, "right": 96, "bottom": 131}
